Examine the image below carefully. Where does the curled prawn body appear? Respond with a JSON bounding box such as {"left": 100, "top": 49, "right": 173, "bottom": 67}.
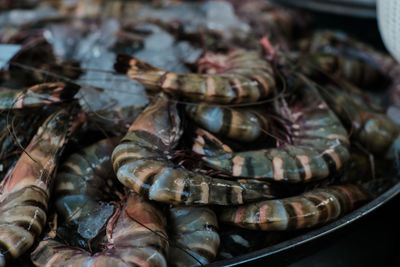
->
{"left": 168, "top": 207, "right": 220, "bottom": 267}
{"left": 114, "top": 49, "right": 276, "bottom": 104}
{"left": 31, "top": 192, "right": 169, "bottom": 267}
{"left": 54, "top": 138, "right": 121, "bottom": 239}
{"left": 112, "top": 94, "right": 279, "bottom": 205}
{"left": 195, "top": 79, "right": 350, "bottom": 183}
{"left": 302, "top": 52, "right": 387, "bottom": 90}
{"left": 0, "top": 106, "right": 80, "bottom": 265}
{"left": 0, "top": 82, "right": 79, "bottom": 110}
{"left": 185, "top": 103, "right": 270, "bottom": 142}
{"left": 220, "top": 184, "right": 369, "bottom": 231}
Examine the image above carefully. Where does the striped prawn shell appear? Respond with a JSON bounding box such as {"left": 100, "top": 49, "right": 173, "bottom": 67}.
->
{"left": 0, "top": 82, "right": 80, "bottom": 110}
{"left": 114, "top": 49, "right": 276, "bottom": 104}
{"left": 220, "top": 184, "right": 369, "bottom": 231}
{"left": 196, "top": 81, "right": 351, "bottom": 183}
{"left": 54, "top": 138, "right": 120, "bottom": 225}
{"left": 185, "top": 103, "right": 270, "bottom": 142}
{"left": 31, "top": 193, "right": 168, "bottom": 267}
{"left": 168, "top": 207, "right": 220, "bottom": 266}
{"left": 0, "top": 107, "right": 80, "bottom": 265}
{"left": 112, "top": 95, "right": 278, "bottom": 205}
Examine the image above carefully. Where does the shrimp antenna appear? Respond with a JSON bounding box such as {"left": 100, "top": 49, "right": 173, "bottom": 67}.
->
{"left": 5, "top": 93, "right": 40, "bottom": 166}
{"left": 6, "top": 60, "right": 147, "bottom": 96}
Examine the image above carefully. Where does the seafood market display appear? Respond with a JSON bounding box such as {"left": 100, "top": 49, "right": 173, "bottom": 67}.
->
{"left": 0, "top": 0, "right": 399, "bottom": 266}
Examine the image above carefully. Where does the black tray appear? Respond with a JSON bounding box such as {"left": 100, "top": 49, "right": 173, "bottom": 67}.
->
{"left": 209, "top": 181, "right": 400, "bottom": 266}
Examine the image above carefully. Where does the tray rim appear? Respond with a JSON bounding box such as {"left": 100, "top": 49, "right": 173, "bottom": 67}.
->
{"left": 207, "top": 181, "right": 400, "bottom": 266}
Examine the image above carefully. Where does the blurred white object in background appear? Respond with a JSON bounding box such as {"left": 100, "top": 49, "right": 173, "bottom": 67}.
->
{"left": 378, "top": 0, "right": 400, "bottom": 62}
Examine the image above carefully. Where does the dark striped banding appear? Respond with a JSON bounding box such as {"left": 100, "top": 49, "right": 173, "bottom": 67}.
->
{"left": 112, "top": 94, "right": 278, "bottom": 205}
{"left": 199, "top": 81, "right": 350, "bottom": 183}
{"left": 54, "top": 138, "right": 121, "bottom": 236}
{"left": 0, "top": 82, "right": 80, "bottom": 110}
{"left": 114, "top": 49, "right": 276, "bottom": 104}
{"left": 0, "top": 107, "right": 80, "bottom": 264}
{"left": 186, "top": 103, "right": 270, "bottom": 142}
{"left": 168, "top": 207, "right": 220, "bottom": 266}
{"left": 219, "top": 184, "right": 369, "bottom": 231}
{"left": 31, "top": 193, "right": 168, "bottom": 267}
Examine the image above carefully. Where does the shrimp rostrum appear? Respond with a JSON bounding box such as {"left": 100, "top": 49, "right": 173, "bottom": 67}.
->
{"left": 0, "top": 106, "right": 81, "bottom": 266}
{"left": 112, "top": 93, "right": 281, "bottom": 205}
{"left": 194, "top": 75, "right": 351, "bottom": 183}
{"left": 114, "top": 49, "right": 276, "bottom": 104}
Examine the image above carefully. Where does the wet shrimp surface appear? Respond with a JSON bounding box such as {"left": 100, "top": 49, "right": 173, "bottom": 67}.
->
{"left": 0, "top": 0, "right": 399, "bottom": 266}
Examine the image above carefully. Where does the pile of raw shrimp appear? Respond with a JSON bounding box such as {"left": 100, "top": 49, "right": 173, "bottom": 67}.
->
{"left": 0, "top": 0, "right": 400, "bottom": 266}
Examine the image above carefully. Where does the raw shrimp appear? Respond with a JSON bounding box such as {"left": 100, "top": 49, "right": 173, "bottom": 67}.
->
{"left": 0, "top": 82, "right": 79, "bottom": 110}
{"left": 195, "top": 77, "right": 350, "bottom": 183}
{"left": 316, "top": 84, "right": 400, "bottom": 166}
{"left": 0, "top": 106, "right": 81, "bottom": 266}
{"left": 220, "top": 184, "right": 369, "bottom": 231}
{"left": 31, "top": 192, "right": 169, "bottom": 267}
{"left": 53, "top": 138, "right": 121, "bottom": 243}
{"left": 112, "top": 94, "right": 280, "bottom": 205}
{"left": 301, "top": 30, "right": 400, "bottom": 106}
{"left": 114, "top": 49, "right": 276, "bottom": 104}
{"left": 301, "top": 52, "right": 387, "bottom": 90}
